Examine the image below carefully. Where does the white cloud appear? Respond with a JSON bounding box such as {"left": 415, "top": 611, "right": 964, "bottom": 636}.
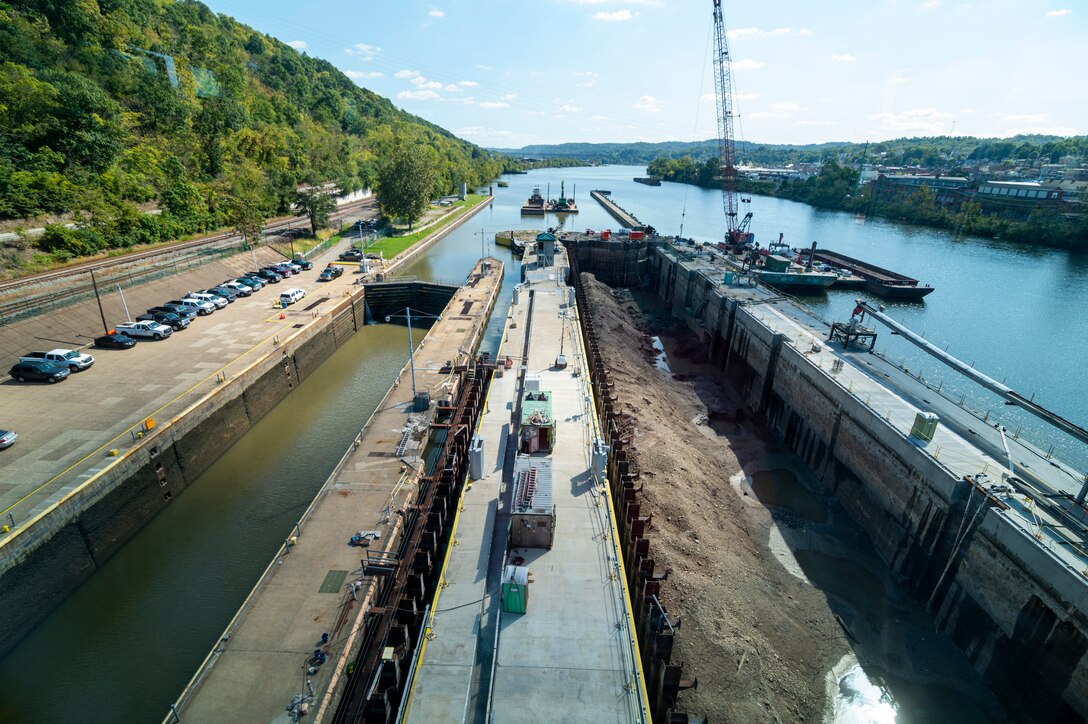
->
{"left": 732, "top": 59, "right": 765, "bottom": 70}
{"left": 501, "top": 93, "right": 518, "bottom": 101}
{"left": 345, "top": 43, "right": 381, "bottom": 59}
{"left": 919, "top": 0, "right": 941, "bottom": 10}
{"left": 454, "top": 126, "right": 514, "bottom": 140}
{"left": 395, "top": 69, "right": 420, "bottom": 79}
{"left": 769, "top": 101, "right": 802, "bottom": 113}
{"left": 560, "top": 103, "right": 582, "bottom": 113}
{"left": 428, "top": 6, "right": 445, "bottom": 17}
{"left": 1000, "top": 124, "right": 1078, "bottom": 136}
{"left": 593, "top": 10, "right": 637, "bottom": 21}
{"left": 996, "top": 112, "right": 1046, "bottom": 125}
{"left": 574, "top": 71, "right": 599, "bottom": 88}
{"left": 591, "top": 115, "right": 609, "bottom": 122}
{"left": 459, "top": 80, "right": 480, "bottom": 88}
{"left": 1046, "top": 8, "right": 1072, "bottom": 16}
{"left": 728, "top": 27, "right": 810, "bottom": 39}
{"left": 286, "top": 40, "right": 308, "bottom": 50}
{"left": 831, "top": 54, "right": 856, "bottom": 62}
{"left": 475, "top": 64, "right": 493, "bottom": 71}
{"left": 345, "top": 70, "right": 383, "bottom": 80}
{"left": 736, "top": 92, "right": 760, "bottom": 101}
{"left": 632, "top": 95, "right": 662, "bottom": 112}
{"left": 398, "top": 90, "right": 440, "bottom": 101}
{"left": 796, "top": 120, "right": 834, "bottom": 126}
{"left": 480, "top": 101, "right": 510, "bottom": 109}
{"left": 412, "top": 77, "right": 443, "bottom": 90}
{"left": 868, "top": 107, "right": 955, "bottom": 134}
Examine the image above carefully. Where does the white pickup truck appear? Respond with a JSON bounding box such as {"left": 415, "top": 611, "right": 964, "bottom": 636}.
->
{"left": 19, "top": 348, "right": 95, "bottom": 372}
{"left": 115, "top": 320, "right": 173, "bottom": 340}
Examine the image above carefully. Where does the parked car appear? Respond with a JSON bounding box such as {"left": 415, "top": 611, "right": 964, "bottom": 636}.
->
{"left": 318, "top": 266, "right": 343, "bottom": 282}
{"left": 0, "top": 429, "right": 16, "bottom": 449}
{"left": 291, "top": 258, "right": 313, "bottom": 271}
{"left": 339, "top": 249, "right": 364, "bottom": 261}
{"left": 223, "top": 280, "right": 258, "bottom": 295}
{"left": 250, "top": 269, "right": 283, "bottom": 283}
{"left": 150, "top": 304, "right": 198, "bottom": 319}
{"left": 204, "top": 285, "right": 241, "bottom": 300}
{"left": 115, "top": 320, "right": 173, "bottom": 339}
{"left": 136, "top": 311, "right": 190, "bottom": 330}
{"left": 94, "top": 332, "right": 137, "bottom": 349}
{"left": 19, "top": 348, "right": 94, "bottom": 372}
{"left": 186, "top": 292, "right": 227, "bottom": 309}
{"left": 279, "top": 288, "right": 306, "bottom": 305}
{"left": 169, "top": 298, "right": 215, "bottom": 316}
{"left": 9, "top": 360, "right": 70, "bottom": 383}
{"left": 238, "top": 275, "right": 266, "bottom": 289}
{"left": 270, "top": 264, "right": 297, "bottom": 277}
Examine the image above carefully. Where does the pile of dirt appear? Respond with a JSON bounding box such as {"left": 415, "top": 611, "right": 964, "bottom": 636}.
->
{"left": 580, "top": 273, "right": 847, "bottom": 722}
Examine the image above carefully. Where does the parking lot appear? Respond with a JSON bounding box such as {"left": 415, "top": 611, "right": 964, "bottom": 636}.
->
{"left": 0, "top": 238, "right": 371, "bottom": 526}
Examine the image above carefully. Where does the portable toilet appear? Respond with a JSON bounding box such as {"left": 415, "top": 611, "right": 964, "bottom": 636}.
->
{"left": 910, "top": 412, "right": 940, "bottom": 443}
{"left": 501, "top": 565, "right": 529, "bottom": 613}
{"left": 469, "top": 434, "right": 485, "bottom": 480}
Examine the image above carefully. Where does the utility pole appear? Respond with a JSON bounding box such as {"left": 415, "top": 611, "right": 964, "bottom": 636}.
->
{"left": 116, "top": 284, "right": 132, "bottom": 322}
{"left": 90, "top": 270, "right": 109, "bottom": 334}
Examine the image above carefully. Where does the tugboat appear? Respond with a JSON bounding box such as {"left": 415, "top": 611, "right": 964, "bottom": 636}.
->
{"left": 520, "top": 186, "right": 546, "bottom": 215}
{"left": 548, "top": 181, "right": 578, "bottom": 213}
{"left": 747, "top": 235, "right": 837, "bottom": 293}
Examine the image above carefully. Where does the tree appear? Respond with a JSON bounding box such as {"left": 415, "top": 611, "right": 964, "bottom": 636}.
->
{"left": 293, "top": 186, "right": 336, "bottom": 236}
{"left": 375, "top": 142, "right": 438, "bottom": 230}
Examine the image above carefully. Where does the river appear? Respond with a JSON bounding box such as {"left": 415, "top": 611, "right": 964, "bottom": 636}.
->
{"left": 0, "top": 165, "right": 1081, "bottom": 722}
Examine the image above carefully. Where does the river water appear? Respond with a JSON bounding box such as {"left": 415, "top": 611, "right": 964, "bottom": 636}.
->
{"left": 0, "top": 165, "right": 1081, "bottom": 722}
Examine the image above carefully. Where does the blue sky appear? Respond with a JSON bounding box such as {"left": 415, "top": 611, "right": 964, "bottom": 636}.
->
{"left": 204, "top": 1, "right": 1085, "bottom": 148}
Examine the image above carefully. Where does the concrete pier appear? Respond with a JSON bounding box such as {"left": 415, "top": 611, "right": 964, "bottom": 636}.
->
{"left": 402, "top": 244, "right": 650, "bottom": 723}
{"left": 169, "top": 259, "right": 504, "bottom": 722}
{"left": 590, "top": 190, "right": 643, "bottom": 230}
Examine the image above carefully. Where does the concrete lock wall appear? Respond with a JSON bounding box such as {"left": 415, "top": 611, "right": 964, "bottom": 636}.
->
{"left": 0, "top": 283, "right": 420, "bottom": 658}
{"left": 581, "top": 244, "right": 1088, "bottom": 721}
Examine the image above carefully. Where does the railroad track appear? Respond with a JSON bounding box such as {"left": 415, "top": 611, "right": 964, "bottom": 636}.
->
{"left": 0, "top": 198, "right": 374, "bottom": 294}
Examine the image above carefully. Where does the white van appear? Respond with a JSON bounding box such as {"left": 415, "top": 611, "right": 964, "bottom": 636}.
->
{"left": 279, "top": 288, "right": 306, "bottom": 306}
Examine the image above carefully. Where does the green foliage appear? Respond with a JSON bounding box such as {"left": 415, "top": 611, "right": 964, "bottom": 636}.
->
{"left": 376, "top": 142, "right": 438, "bottom": 230}
{"left": 0, "top": 0, "right": 502, "bottom": 262}
{"left": 511, "top": 135, "right": 1088, "bottom": 168}
{"left": 293, "top": 186, "right": 336, "bottom": 237}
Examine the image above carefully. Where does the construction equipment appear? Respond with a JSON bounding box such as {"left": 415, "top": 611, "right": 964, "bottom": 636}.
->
{"left": 712, "top": 0, "right": 754, "bottom": 252}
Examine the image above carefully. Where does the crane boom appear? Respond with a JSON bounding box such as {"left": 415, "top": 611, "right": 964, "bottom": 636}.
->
{"left": 712, "top": 1, "right": 753, "bottom": 249}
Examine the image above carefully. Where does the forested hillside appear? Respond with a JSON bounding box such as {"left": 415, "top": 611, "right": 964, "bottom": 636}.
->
{"left": 0, "top": 0, "right": 501, "bottom": 263}
{"left": 497, "top": 136, "right": 1088, "bottom": 168}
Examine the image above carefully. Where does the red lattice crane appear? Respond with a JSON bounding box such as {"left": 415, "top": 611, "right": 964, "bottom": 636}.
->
{"left": 712, "top": 0, "right": 754, "bottom": 250}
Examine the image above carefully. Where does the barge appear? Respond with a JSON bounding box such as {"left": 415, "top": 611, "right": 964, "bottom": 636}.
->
{"left": 633, "top": 177, "right": 662, "bottom": 186}
{"left": 812, "top": 249, "right": 935, "bottom": 299}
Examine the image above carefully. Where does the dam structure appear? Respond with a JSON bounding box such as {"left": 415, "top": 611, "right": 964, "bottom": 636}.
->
{"left": 564, "top": 230, "right": 1088, "bottom": 722}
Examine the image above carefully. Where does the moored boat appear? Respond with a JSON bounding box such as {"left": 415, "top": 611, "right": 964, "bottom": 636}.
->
{"left": 520, "top": 186, "right": 546, "bottom": 215}
{"left": 808, "top": 249, "right": 934, "bottom": 299}
{"left": 752, "top": 256, "right": 838, "bottom": 293}
{"left": 633, "top": 177, "right": 662, "bottom": 186}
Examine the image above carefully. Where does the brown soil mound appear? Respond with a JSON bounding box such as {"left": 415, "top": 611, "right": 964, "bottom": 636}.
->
{"left": 580, "top": 273, "right": 846, "bottom": 722}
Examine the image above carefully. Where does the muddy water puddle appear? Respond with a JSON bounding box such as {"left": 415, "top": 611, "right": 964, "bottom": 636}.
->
{"left": 650, "top": 335, "right": 670, "bottom": 371}
{"left": 750, "top": 468, "right": 828, "bottom": 524}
